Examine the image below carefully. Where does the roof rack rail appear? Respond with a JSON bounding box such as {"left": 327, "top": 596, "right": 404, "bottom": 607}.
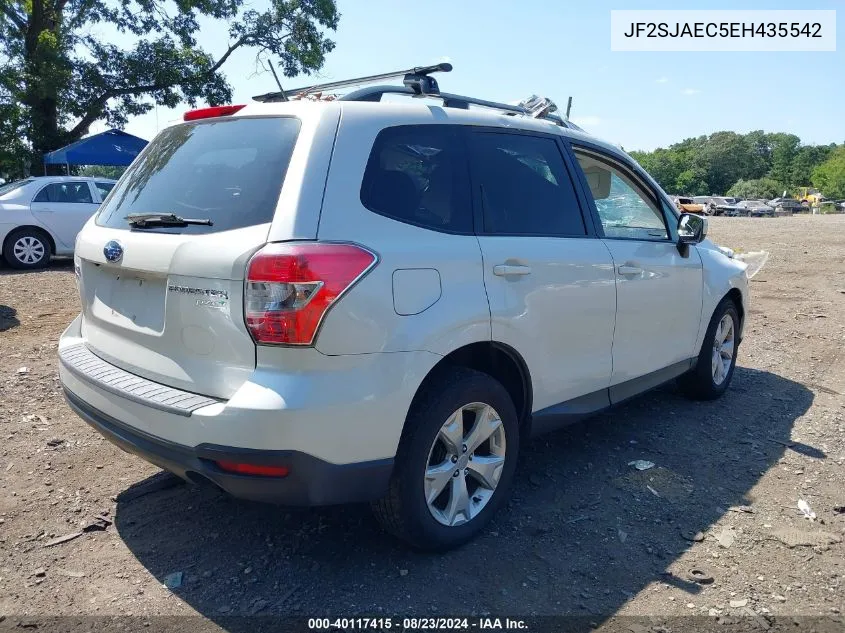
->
{"left": 251, "top": 62, "right": 581, "bottom": 131}
{"left": 252, "top": 63, "right": 452, "bottom": 103}
{"left": 338, "top": 85, "right": 578, "bottom": 130}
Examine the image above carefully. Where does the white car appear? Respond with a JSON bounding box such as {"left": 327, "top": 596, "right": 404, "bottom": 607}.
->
{"left": 58, "top": 65, "right": 749, "bottom": 550}
{"left": 0, "top": 176, "right": 116, "bottom": 269}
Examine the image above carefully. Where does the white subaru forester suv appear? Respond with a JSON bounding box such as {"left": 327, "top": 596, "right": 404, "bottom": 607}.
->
{"left": 59, "top": 65, "right": 748, "bottom": 550}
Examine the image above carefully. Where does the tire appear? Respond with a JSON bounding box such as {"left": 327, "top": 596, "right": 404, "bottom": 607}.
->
{"left": 372, "top": 367, "right": 520, "bottom": 551}
{"left": 3, "top": 228, "right": 51, "bottom": 270}
{"left": 678, "top": 298, "right": 740, "bottom": 400}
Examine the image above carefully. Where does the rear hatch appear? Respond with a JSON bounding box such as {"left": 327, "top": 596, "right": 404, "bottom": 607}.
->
{"left": 75, "top": 114, "right": 305, "bottom": 399}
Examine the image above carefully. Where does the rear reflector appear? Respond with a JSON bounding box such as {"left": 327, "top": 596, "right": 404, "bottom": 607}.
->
{"left": 183, "top": 104, "right": 246, "bottom": 121}
{"left": 245, "top": 243, "right": 377, "bottom": 346}
{"left": 215, "top": 461, "right": 290, "bottom": 477}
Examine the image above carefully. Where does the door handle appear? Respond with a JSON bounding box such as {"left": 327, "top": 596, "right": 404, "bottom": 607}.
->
{"left": 617, "top": 264, "right": 643, "bottom": 275}
{"left": 493, "top": 264, "right": 532, "bottom": 277}
{"left": 36, "top": 208, "right": 54, "bottom": 213}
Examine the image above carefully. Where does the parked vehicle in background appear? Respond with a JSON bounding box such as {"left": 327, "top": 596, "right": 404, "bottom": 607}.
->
{"left": 796, "top": 187, "right": 825, "bottom": 207}
{"left": 0, "top": 176, "right": 116, "bottom": 269}
{"left": 768, "top": 198, "right": 804, "bottom": 214}
{"left": 712, "top": 196, "right": 740, "bottom": 215}
{"left": 692, "top": 196, "right": 717, "bottom": 215}
{"left": 708, "top": 197, "right": 740, "bottom": 216}
{"left": 58, "top": 64, "right": 749, "bottom": 550}
{"left": 674, "top": 196, "right": 706, "bottom": 214}
{"left": 736, "top": 200, "right": 775, "bottom": 217}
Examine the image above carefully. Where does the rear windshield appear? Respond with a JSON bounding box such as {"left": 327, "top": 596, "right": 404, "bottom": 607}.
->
{"left": 96, "top": 117, "right": 301, "bottom": 234}
{"left": 0, "top": 179, "right": 34, "bottom": 197}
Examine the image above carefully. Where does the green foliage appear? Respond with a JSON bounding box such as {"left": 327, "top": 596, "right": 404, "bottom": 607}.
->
{"left": 632, "top": 131, "right": 840, "bottom": 198}
{"left": 727, "top": 177, "right": 783, "bottom": 201}
{"left": 78, "top": 165, "right": 126, "bottom": 179}
{"left": 675, "top": 168, "right": 709, "bottom": 196}
{"left": 0, "top": 0, "right": 339, "bottom": 177}
{"left": 812, "top": 147, "right": 845, "bottom": 199}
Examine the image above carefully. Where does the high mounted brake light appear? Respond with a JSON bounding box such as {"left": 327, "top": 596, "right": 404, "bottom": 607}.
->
{"left": 245, "top": 243, "right": 377, "bottom": 346}
{"left": 183, "top": 104, "right": 246, "bottom": 121}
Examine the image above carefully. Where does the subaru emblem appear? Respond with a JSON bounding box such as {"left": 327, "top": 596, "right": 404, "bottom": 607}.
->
{"left": 103, "top": 240, "right": 124, "bottom": 263}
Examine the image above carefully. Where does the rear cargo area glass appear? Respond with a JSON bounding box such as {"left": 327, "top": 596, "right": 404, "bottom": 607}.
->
{"left": 96, "top": 117, "right": 300, "bottom": 234}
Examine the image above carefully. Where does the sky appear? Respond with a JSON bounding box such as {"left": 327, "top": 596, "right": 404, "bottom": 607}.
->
{"left": 90, "top": 0, "right": 844, "bottom": 152}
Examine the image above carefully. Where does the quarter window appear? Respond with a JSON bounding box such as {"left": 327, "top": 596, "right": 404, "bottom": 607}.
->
{"left": 468, "top": 132, "right": 586, "bottom": 236}
{"left": 573, "top": 150, "right": 668, "bottom": 240}
{"left": 33, "top": 182, "right": 94, "bottom": 204}
{"left": 360, "top": 125, "right": 472, "bottom": 233}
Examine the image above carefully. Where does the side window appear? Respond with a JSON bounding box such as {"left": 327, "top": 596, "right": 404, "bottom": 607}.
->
{"left": 468, "top": 132, "right": 586, "bottom": 236}
{"left": 360, "top": 125, "right": 471, "bottom": 233}
{"left": 33, "top": 182, "right": 94, "bottom": 204}
{"left": 573, "top": 150, "right": 668, "bottom": 240}
{"left": 95, "top": 182, "right": 115, "bottom": 198}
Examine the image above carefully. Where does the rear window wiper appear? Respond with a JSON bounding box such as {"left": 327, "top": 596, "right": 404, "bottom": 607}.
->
{"left": 125, "top": 213, "right": 213, "bottom": 228}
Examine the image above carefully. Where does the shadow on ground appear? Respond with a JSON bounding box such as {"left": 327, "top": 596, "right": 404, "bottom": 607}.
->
{"left": 0, "top": 257, "right": 73, "bottom": 276}
{"left": 0, "top": 305, "right": 19, "bottom": 331}
{"left": 115, "top": 367, "right": 814, "bottom": 630}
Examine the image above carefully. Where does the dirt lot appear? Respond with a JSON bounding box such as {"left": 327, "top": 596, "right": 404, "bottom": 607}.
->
{"left": 1, "top": 216, "right": 844, "bottom": 629}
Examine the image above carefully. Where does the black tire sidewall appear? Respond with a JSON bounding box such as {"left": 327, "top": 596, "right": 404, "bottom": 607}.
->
{"left": 701, "top": 301, "right": 740, "bottom": 395}
{"left": 393, "top": 368, "right": 519, "bottom": 550}
{"left": 4, "top": 230, "right": 50, "bottom": 269}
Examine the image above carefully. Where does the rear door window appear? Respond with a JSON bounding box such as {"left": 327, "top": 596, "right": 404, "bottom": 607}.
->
{"left": 33, "top": 182, "right": 94, "bottom": 204}
{"left": 468, "top": 131, "right": 586, "bottom": 236}
{"left": 96, "top": 117, "right": 301, "bottom": 234}
{"left": 360, "top": 125, "right": 472, "bottom": 233}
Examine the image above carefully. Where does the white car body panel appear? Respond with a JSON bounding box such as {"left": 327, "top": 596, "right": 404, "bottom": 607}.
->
{"left": 59, "top": 315, "right": 438, "bottom": 463}
{"left": 477, "top": 235, "right": 617, "bottom": 410}
{"left": 602, "top": 239, "right": 704, "bottom": 385}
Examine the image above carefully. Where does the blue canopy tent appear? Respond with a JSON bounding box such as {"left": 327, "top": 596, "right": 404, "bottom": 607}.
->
{"left": 43, "top": 129, "right": 148, "bottom": 174}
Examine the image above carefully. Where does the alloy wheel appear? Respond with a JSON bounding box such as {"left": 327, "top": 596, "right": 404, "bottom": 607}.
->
{"left": 711, "top": 313, "right": 735, "bottom": 385}
{"left": 424, "top": 402, "right": 507, "bottom": 527}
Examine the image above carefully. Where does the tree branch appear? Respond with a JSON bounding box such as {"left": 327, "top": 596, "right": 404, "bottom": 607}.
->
{"left": 0, "top": 4, "right": 27, "bottom": 32}
{"left": 208, "top": 37, "right": 246, "bottom": 75}
{"left": 68, "top": 37, "right": 247, "bottom": 140}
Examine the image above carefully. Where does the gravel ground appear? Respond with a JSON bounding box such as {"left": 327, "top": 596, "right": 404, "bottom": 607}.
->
{"left": 1, "top": 216, "right": 844, "bottom": 629}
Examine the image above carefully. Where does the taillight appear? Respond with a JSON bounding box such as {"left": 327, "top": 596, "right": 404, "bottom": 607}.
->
{"left": 183, "top": 104, "right": 246, "bottom": 121}
{"left": 245, "top": 243, "right": 377, "bottom": 346}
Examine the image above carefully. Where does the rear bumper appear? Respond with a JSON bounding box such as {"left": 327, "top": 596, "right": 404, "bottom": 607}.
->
{"left": 63, "top": 387, "right": 393, "bottom": 505}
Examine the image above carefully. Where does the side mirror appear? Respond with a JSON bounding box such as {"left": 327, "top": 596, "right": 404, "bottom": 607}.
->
{"left": 678, "top": 213, "right": 707, "bottom": 245}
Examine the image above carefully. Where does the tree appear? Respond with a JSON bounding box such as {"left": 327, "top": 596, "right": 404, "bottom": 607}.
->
{"left": 674, "top": 168, "right": 709, "bottom": 196}
{"left": 727, "top": 177, "right": 782, "bottom": 200}
{"left": 0, "top": 0, "right": 339, "bottom": 176}
{"left": 792, "top": 144, "right": 833, "bottom": 188}
{"left": 766, "top": 133, "right": 800, "bottom": 187}
{"left": 812, "top": 147, "right": 845, "bottom": 199}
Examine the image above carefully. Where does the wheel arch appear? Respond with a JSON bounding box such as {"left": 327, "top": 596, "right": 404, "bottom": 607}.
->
{"left": 408, "top": 341, "right": 533, "bottom": 440}
{"left": 3, "top": 225, "right": 57, "bottom": 255}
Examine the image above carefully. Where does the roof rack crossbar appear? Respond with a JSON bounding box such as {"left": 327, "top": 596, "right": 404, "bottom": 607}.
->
{"left": 252, "top": 63, "right": 452, "bottom": 103}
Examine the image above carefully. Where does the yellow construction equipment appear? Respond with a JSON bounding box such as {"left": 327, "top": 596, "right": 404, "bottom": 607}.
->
{"left": 796, "top": 187, "right": 825, "bottom": 207}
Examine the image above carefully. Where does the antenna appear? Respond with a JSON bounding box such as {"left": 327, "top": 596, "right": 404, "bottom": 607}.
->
{"left": 266, "top": 60, "right": 288, "bottom": 102}
{"left": 566, "top": 96, "right": 572, "bottom": 119}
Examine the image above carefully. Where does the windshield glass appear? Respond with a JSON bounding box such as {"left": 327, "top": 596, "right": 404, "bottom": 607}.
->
{"left": 96, "top": 117, "right": 301, "bottom": 234}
